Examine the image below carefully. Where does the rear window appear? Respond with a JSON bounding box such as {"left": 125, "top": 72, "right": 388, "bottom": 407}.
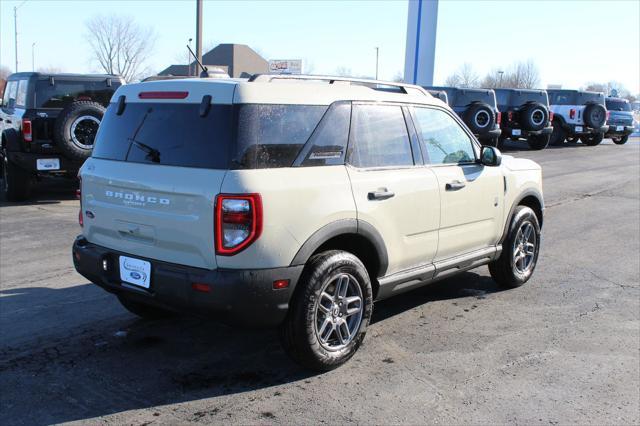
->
{"left": 92, "top": 102, "right": 327, "bottom": 170}
{"left": 495, "top": 90, "right": 548, "bottom": 108}
{"left": 606, "top": 99, "right": 631, "bottom": 111}
{"left": 92, "top": 102, "right": 233, "bottom": 169}
{"left": 450, "top": 90, "right": 495, "bottom": 108}
{"left": 577, "top": 92, "right": 605, "bottom": 105}
{"left": 35, "top": 79, "right": 120, "bottom": 108}
{"left": 549, "top": 91, "right": 576, "bottom": 105}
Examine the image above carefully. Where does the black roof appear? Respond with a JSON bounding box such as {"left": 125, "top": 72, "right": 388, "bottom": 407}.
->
{"left": 8, "top": 72, "right": 123, "bottom": 80}
{"left": 606, "top": 96, "right": 629, "bottom": 102}
{"left": 494, "top": 88, "right": 547, "bottom": 95}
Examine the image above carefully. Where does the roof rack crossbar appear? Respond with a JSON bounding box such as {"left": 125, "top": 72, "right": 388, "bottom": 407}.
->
{"left": 248, "top": 74, "right": 431, "bottom": 97}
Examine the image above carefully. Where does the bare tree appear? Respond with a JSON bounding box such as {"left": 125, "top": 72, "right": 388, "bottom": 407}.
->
{"left": 583, "top": 81, "right": 630, "bottom": 97}
{"left": 504, "top": 60, "right": 540, "bottom": 89}
{"left": 85, "top": 14, "right": 156, "bottom": 82}
{"left": 333, "top": 66, "right": 354, "bottom": 77}
{"left": 37, "top": 66, "right": 65, "bottom": 74}
{"left": 445, "top": 63, "right": 480, "bottom": 88}
{"left": 0, "top": 65, "right": 10, "bottom": 96}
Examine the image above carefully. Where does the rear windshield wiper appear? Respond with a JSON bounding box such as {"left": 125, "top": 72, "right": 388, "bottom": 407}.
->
{"left": 129, "top": 139, "right": 160, "bottom": 163}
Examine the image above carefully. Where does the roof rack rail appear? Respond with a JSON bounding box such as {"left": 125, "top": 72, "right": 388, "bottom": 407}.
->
{"left": 248, "top": 74, "right": 431, "bottom": 97}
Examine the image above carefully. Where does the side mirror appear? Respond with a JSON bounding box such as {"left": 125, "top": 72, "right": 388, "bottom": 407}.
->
{"left": 480, "top": 145, "right": 502, "bottom": 167}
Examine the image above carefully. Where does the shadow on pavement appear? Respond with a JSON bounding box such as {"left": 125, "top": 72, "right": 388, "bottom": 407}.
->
{"left": 0, "top": 271, "right": 503, "bottom": 425}
{"left": 0, "top": 177, "right": 77, "bottom": 207}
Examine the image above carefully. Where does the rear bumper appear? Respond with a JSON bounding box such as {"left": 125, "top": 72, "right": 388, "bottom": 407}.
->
{"left": 4, "top": 151, "right": 81, "bottom": 176}
{"left": 477, "top": 128, "right": 502, "bottom": 142}
{"left": 562, "top": 123, "right": 609, "bottom": 135}
{"left": 502, "top": 125, "right": 553, "bottom": 138}
{"left": 72, "top": 236, "right": 304, "bottom": 328}
{"left": 604, "top": 125, "right": 634, "bottom": 138}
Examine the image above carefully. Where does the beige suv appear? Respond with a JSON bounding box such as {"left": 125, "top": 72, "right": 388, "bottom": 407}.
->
{"left": 73, "top": 75, "right": 544, "bottom": 370}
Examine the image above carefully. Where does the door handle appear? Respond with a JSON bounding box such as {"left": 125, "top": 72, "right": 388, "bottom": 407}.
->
{"left": 368, "top": 189, "right": 395, "bottom": 201}
{"left": 445, "top": 181, "right": 466, "bottom": 191}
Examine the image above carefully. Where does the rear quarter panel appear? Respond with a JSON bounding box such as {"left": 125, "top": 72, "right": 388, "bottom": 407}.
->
{"left": 216, "top": 166, "right": 356, "bottom": 269}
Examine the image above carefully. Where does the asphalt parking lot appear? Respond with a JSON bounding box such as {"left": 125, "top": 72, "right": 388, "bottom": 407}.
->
{"left": 1, "top": 138, "right": 639, "bottom": 425}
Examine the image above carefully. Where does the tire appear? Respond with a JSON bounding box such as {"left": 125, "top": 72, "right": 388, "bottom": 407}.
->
{"left": 612, "top": 135, "right": 629, "bottom": 145}
{"left": 580, "top": 133, "right": 604, "bottom": 146}
{"left": 520, "top": 102, "right": 548, "bottom": 131}
{"left": 463, "top": 103, "right": 496, "bottom": 135}
{"left": 117, "top": 295, "right": 175, "bottom": 320}
{"left": 583, "top": 103, "right": 607, "bottom": 128}
{"left": 1, "top": 153, "right": 32, "bottom": 201}
{"left": 566, "top": 136, "right": 579, "bottom": 143}
{"left": 549, "top": 121, "right": 566, "bottom": 146}
{"left": 489, "top": 206, "right": 541, "bottom": 289}
{"left": 54, "top": 101, "right": 106, "bottom": 161}
{"left": 279, "top": 250, "right": 373, "bottom": 371}
{"left": 527, "top": 134, "right": 550, "bottom": 150}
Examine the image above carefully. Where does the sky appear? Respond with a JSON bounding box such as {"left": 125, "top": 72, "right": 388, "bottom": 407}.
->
{"left": 1, "top": 0, "right": 638, "bottom": 93}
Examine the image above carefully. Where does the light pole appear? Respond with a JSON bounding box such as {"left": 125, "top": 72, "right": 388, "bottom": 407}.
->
{"left": 14, "top": 0, "right": 29, "bottom": 72}
{"left": 498, "top": 70, "right": 504, "bottom": 87}
{"left": 31, "top": 42, "right": 35, "bottom": 71}
{"left": 196, "top": 0, "right": 203, "bottom": 74}
{"left": 375, "top": 47, "right": 379, "bottom": 80}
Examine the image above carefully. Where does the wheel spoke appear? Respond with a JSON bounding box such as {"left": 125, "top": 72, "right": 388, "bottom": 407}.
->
{"left": 344, "top": 295, "right": 362, "bottom": 316}
{"left": 336, "top": 275, "right": 349, "bottom": 299}
{"left": 523, "top": 224, "right": 533, "bottom": 241}
{"left": 525, "top": 242, "right": 536, "bottom": 255}
{"left": 318, "top": 318, "right": 333, "bottom": 343}
{"left": 317, "top": 302, "right": 331, "bottom": 314}
{"left": 336, "top": 320, "right": 351, "bottom": 345}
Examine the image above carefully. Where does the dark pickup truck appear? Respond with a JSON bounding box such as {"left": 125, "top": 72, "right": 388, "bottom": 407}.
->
{"left": 424, "top": 86, "right": 501, "bottom": 146}
{"left": 494, "top": 88, "right": 553, "bottom": 150}
{"left": 0, "top": 72, "right": 123, "bottom": 200}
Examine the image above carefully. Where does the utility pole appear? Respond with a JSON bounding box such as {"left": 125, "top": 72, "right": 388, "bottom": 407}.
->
{"left": 14, "top": 7, "right": 18, "bottom": 72}
{"left": 32, "top": 42, "right": 35, "bottom": 71}
{"left": 498, "top": 70, "right": 504, "bottom": 88}
{"left": 196, "top": 0, "right": 203, "bottom": 73}
{"left": 375, "top": 47, "right": 379, "bottom": 80}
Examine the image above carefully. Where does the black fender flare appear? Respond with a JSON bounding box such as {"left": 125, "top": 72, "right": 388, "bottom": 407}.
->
{"left": 500, "top": 189, "right": 545, "bottom": 244}
{"left": 290, "top": 218, "right": 389, "bottom": 277}
{"left": 1, "top": 128, "right": 21, "bottom": 152}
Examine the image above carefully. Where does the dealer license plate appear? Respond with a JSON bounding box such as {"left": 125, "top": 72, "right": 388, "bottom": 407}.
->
{"left": 575, "top": 126, "right": 583, "bottom": 132}
{"left": 36, "top": 158, "right": 60, "bottom": 171}
{"left": 512, "top": 129, "right": 521, "bottom": 136}
{"left": 119, "top": 256, "right": 151, "bottom": 289}
{"left": 616, "top": 126, "right": 624, "bottom": 131}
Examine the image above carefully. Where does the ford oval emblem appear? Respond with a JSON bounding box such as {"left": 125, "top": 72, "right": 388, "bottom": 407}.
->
{"left": 130, "top": 271, "right": 142, "bottom": 280}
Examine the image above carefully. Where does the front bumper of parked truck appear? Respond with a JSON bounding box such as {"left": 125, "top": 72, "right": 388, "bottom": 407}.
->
{"left": 72, "top": 236, "right": 304, "bottom": 328}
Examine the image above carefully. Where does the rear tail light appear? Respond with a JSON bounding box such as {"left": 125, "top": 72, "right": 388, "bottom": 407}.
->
{"left": 569, "top": 109, "right": 576, "bottom": 119}
{"left": 215, "top": 194, "right": 262, "bottom": 255}
{"left": 549, "top": 111, "right": 554, "bottom": 122}
{"left": 77, "top": 177, "right": 83, "bottom": 227}
{"left": 606, "top": 111, "right": 610, "bottom": 121}
{"left": 496, "top": 111, "right": 502, "bottom": 125}
{"left": 22, "top": 119, "right": 32, "bottom": 142}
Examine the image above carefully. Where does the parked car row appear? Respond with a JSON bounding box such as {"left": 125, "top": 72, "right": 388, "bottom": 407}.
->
{"left": 425, "top": 86, "right": 635, "bottom": 151}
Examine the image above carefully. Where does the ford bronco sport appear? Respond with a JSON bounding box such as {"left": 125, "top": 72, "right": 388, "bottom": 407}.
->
{"left": 72, "top": 75, "right": 544, "bottom": 370}
{"left": 0, "top": 72, "right": 124, "bottom": 201}
{"left": 494, "top": 88, "right": 553, "bottom": 150}
{"left": 604, "top": 97, "right": 634, "bottom": 145}
{"left": 547, "top": 89, "right": 608, "bottom": 146}
{"left": 424, "top": 86, "right": 502, "bottom": 147}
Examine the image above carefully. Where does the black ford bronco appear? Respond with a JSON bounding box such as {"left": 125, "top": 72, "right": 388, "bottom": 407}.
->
{"left": 424, "top": 86, "right": 501, "bottom": 146}
{"left": 0, "top": 72, "right": 123, "bottom": 201}
{"left": 494, "top": 88, "right": 553, "bottom": 150}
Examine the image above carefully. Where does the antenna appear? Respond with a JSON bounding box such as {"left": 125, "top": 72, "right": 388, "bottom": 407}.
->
{"left": 186, "top": 44, "right": 208, "bottom": 78}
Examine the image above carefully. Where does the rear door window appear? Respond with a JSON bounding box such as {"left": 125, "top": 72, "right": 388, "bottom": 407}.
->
{"left": 15, "top": 80, "right": 28, "bottom": 107}
{"left": 412, "top": 107, "right": 476, "bottom": 165}
{"left": 297, "top": 102, "right": 351, "bottom": 167}
{"left": 35, "top": 79, "right": 120, "bottom": 108}
{"left": 92, "top": 102, "right": 233, "bottom": 169}
{"left": 234, "top": 104, "right": 327, "bottom": 169}
{"left": 348, "top": 104, "right": 414, "bottom": 168}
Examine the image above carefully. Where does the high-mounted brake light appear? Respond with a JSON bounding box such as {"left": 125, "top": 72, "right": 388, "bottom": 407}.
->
{"left": 22, "top": 119, "right": 32, "bottom": 142}
{"left": 569, "top": 109, "right": 576, "bottom": 119}
{"left": 215, "top": 194, "right": 262, "bottom": 256}
{"left": 138, "top": 91, "right": 189, "bottom": 99}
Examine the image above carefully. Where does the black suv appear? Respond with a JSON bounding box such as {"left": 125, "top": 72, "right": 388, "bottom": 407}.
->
{"left": 0, "top": 72, "right": 123, "bottom": 201}
{"left": 494, "top": 89, "right": 553, "bottom": 150}
{"left": 424, "top": 86, "right": 501, "bottom": 146}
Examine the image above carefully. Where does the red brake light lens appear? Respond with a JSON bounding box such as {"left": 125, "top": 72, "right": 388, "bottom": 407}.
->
{"left": 569, "top": 109, "right": 576, "bottom": 119}
{"left": 22, "top": 119, "right": 32, "bottom": 142}
{"left": 507, "top": 111, "right": 513, "bottom": 122}
{"left": 138, "top": 91, "right": 189, "bottom": 99}
{"left": 215, "top": 194, "right": 262, "bottom": 256}
{"left": 549, "top": 111, "right": 554, "bottom": 122}
{"left": 496, "top": 111, "right": 502, "bottom": 125}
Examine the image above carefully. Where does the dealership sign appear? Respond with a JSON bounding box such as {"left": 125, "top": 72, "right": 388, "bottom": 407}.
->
{"left": 269, "top": 59, "right": 302, "bottom": 74}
